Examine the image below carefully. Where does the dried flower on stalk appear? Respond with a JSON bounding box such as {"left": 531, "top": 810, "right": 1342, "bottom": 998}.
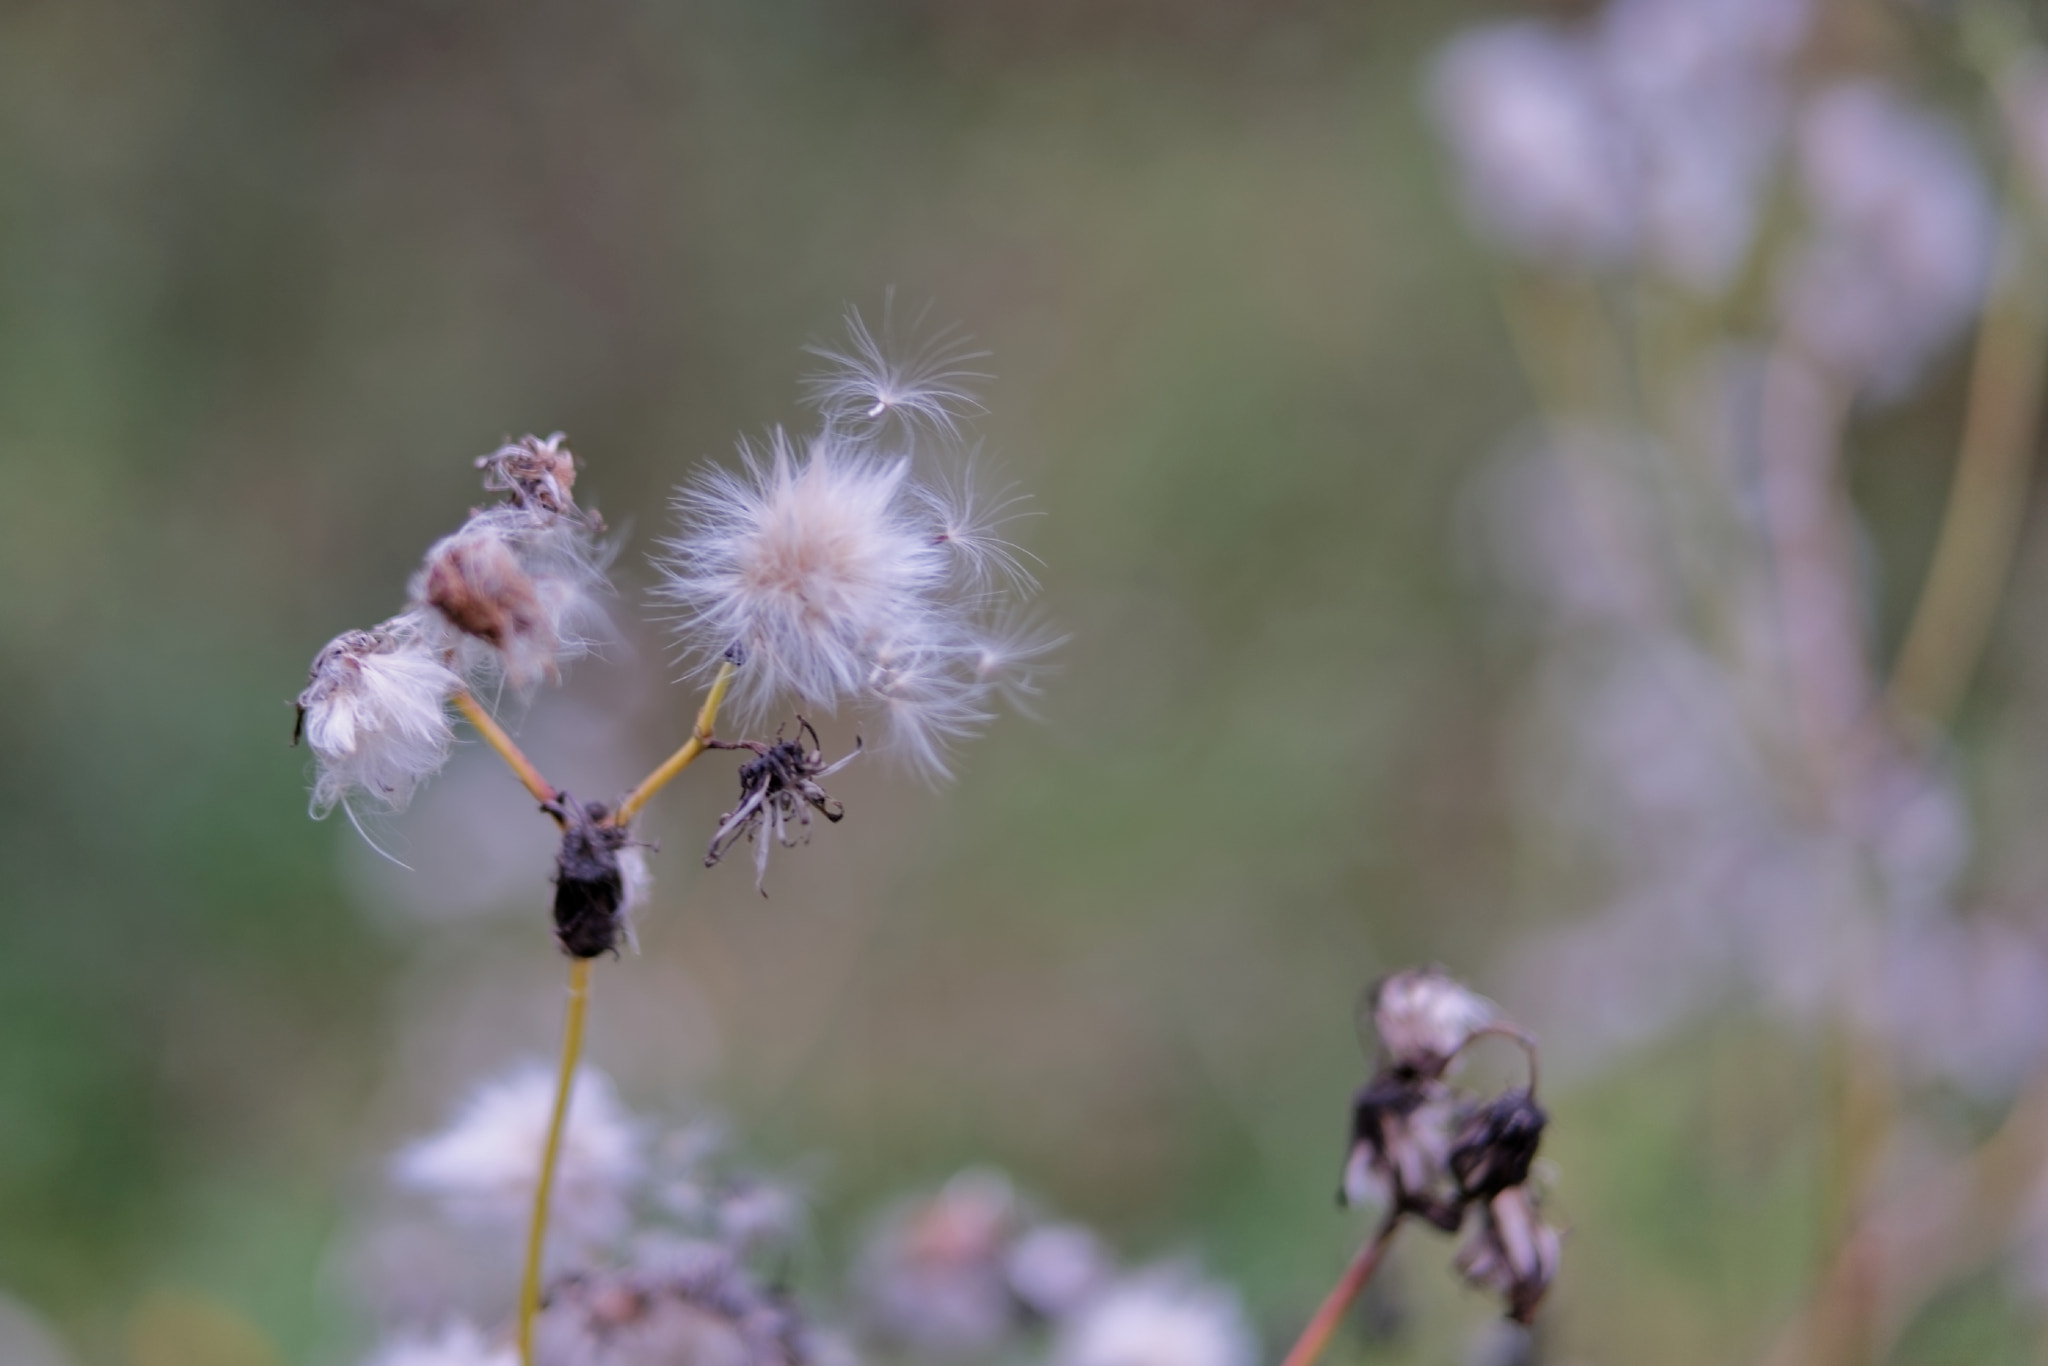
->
{"left": 704, "top": 720, "right": 860, "bottom": 894}
{"left": 545, "top": 795, "right": 649, "bottom": 959}
{"left": 1334, "top": 967, "right": 1561, "bottom": 1324}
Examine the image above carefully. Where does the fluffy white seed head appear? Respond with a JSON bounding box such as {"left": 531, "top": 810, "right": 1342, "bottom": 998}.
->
{"left": 1049, "top": 1266, "right": 1257, "bottom": 1366}
{"left": 659, "top": 314, "right": 1046, "bottom": 775}
{"left": 394, "top": 1064, "right": 645, "bottom": 1248}
{"left": 801, "top": 302, "right": 990, "bottom": 440}
{"left": 363, "top": 1321, "right": 515, "bottom": 1366}
{"left": 297, "top": 612, "right": 462, "bottom": 817}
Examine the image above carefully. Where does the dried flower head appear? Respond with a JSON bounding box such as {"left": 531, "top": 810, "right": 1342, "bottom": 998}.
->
{"left": 1449, "top": 1091, "right": 1549, "bottom": 1203}
{"left": 1369, "top": 968, "right": 1499, "bottom": 1081}
{"left": 1335, "top": 968, "right": 1559, "bottom": 1325}
{"left": 478, "top": 432, "right": 581, "bottom": 515}
{"left": 364, "top": 1321, "right": 515, "bottom": 1366}
{"left": 296, "top": 612, "right": 462, "bottom": 817}
{"left": 1340, "top": 1076, "right": 1464, "bottom": 1229}
{"left": 704, "top": 721, "right": 860, "bottom": 894}
{"left": 413, "top": 502, "right": 610, "bottom": 691}
{"left": 395, "top": 1064, "right": 644, "bottom": 1248}
{"left": 657, "top": 312, "right": 1044, "bottom": 776}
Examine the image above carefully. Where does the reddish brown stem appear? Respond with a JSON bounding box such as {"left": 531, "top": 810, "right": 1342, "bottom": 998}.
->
{"left": 1279, "top": 1215, "right": 1402, "bottom": 1366}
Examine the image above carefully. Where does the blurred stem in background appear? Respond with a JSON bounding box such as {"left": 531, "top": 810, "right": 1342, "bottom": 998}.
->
{"left": 1887, "top": 173, "right": 2048, "bottom": 731}
{"left": 1770, "top": 11, "right": 2048, "bottom": 1360}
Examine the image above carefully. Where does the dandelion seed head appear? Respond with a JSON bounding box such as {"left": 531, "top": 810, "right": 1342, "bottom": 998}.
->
{"left": 1049, "top": 1266, "right": 1257, "bottom": 1366}
{"left": 298, "top": 613, "right": 461, "bottom": 816}
{"left": 395, "top": 1064, "right": 644, "bottom": 1247}
{"left": 660, "top": 313, "right": 1048, "bottom": 773}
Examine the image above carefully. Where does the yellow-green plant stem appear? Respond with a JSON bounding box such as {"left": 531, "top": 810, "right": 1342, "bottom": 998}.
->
{"left": 1276, "top": 1215, "right": 1401, "bottom": 1366}
{"left": 614, "top": 661, "right": 737, "bottom": 823}
{"left": 1887, "top": 205, "right": 2048, "bottom": 729}
{"left": 454, "top": 690, "right": 562, "bottom": 810}
{"left": 519, "top": 958, "right": 593, "bottom": 1366}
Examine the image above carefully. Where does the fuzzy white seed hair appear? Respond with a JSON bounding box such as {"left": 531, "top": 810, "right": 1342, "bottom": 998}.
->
{"left": 298, "top": 613, "right": 462, "bottom": 818}
{"left": 394, "top": 1063, "right": 645, "bottom": 1248}
{"left": 1050, "top": 1266, "right": 1258, "bottom": 1366}
{"left": 801, "top": 300, "right": 990, "bottom": 440}
{"left": 363, "top": 1321, "right": 515, "bottom": 1366}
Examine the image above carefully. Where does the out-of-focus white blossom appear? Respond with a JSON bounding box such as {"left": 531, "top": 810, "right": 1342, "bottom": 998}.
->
{"left": 1048, "top": 1266, "right": 1257, "bottom": 1366}
{"left": 1599, "top": 0, "right": 1808, "bottom": 291}
{"left": 1431, "top": 0, "right": 1810, "bottom": 291}
{"left": 394, "top": 1064, "right": 645, "bottom": 1248}
{"left": 364, "top": 1321, "right": 515, "bottom": 1366}
{"left": 1429, "top": 23, "right": 1638, "bottom": 270}
{"left": 1005, "top": 1223, "right": 1114, "bottom": 1319}
{"left": 853, "top": 1168, "right": 1020, "bottom": 1357}
{"left": 298, "top": 612, "right": 462, "bottom": 817}
{"left": 658, "top": 315, "right": 1044, "bottom": 776}
{"left": 1781, "top": 82, "right": 1993, "bottom": 398}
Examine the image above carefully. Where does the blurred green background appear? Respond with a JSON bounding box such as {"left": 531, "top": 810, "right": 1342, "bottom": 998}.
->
{"left": 0, "top": 1, "right": 2028, "bottom": 1364}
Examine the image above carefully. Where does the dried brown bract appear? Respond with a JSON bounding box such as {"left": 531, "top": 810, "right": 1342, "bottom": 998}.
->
{"left": 546, "top": 794, "right": 644, "bottom": 959}
{"left": 705, "top": 720, "right": 861, "bottom": 894}
{"left": 421, "top": 529, "right": 548, "bottom": 656}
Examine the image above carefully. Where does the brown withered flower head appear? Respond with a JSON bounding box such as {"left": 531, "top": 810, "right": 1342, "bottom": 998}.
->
{"left": 1336, "top": 967, "right": 1560, "bottom": 1324}
{"left": 479, "top": 431, "right": 583, "bottom": 516}
{"left": 704, "top": 719, "right": 861, "bottom": 894}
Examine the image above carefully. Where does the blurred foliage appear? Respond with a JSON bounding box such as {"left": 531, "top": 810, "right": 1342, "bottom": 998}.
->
{"left": 1, "top": 1, "right": 2039, "bottom": 1364}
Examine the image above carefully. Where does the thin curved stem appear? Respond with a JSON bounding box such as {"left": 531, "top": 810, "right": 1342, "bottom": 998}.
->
{"left": 614, "top": 661, "right": 738, "bottom": 823}
{"left": 1887, "top": 204, "right": 2048, "bottom": 729}
{"left": 518, "top": 958, "right": 592, "bottom": 1366}
{"left": 1278, "top": 1214, "right": 1402, "bottom": 1366}
{"left": 454, "top": 690, "right": 561, "bottom": 809}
